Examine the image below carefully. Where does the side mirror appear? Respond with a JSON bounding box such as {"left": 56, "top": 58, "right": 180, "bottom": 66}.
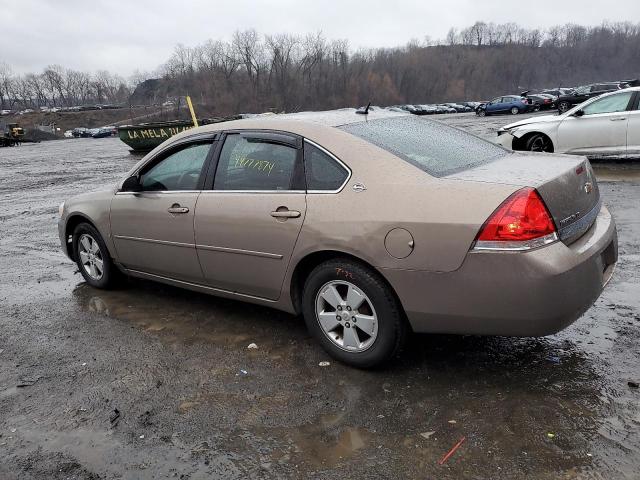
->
{"left": 121, "top": 175, "right": 142, "bottom": 192}
{"left": 573, "top": 109, "right": 585, "bottom": 117}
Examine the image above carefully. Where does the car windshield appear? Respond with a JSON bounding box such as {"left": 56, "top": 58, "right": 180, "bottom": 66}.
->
{"left": 574, "top": 85, "right": 590, "bottom": 94}
{"left": 339, "top": 116, "right": 509, "bottom": 177}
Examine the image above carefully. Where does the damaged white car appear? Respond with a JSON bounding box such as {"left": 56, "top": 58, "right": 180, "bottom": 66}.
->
{"left": 496, "top": 87, "right": 640, "bottom": 158}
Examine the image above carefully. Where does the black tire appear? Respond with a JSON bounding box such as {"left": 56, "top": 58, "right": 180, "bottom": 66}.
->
{"left": 72, "top": 222, "right": 119, "bottom": 289}
{"left": 477, "top": 109, "right": 486, "bottom": 117}
{"left": 524, "top": 133, "right": 554, "bottom": 153}
{"left": 510, "top": 106, "right": 520, "bottom": 115}
{"left": 302, "top": 259, "right": 407, "bottom": 368}
{"left": 558, "top": 101, "right": 570, "bottom": 113}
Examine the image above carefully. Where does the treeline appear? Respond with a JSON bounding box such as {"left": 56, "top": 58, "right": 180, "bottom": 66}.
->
{"left": 0, "top": 63, "right": 133, "bottom": 110}
{"left": 4, "top": 21, "right": 640, "bottom": 115}
{"left": 147, "top": 21, "right": 640, "bottom": 114}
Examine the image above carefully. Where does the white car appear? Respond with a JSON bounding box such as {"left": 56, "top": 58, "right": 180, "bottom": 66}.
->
{"left": 496, "top": 87, "right": 640, "bottom": 158}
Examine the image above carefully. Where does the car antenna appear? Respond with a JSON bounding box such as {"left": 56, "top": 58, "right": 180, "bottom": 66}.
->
{"left": 355, "top": 102, "right": 371, "bottom": 115}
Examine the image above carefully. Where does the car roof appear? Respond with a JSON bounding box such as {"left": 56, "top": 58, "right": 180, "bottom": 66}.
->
{"left": 169, "top": 108, "right": 410, "bottom": 141}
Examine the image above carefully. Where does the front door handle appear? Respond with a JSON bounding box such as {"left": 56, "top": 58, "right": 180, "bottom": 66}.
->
{"left": 167, "top": 203, "right": 189, "bottom": 214}
{"left": 270, "top": 209, "right": 301, "bottom": 218}
{"left": 610, "top": 117, "right": 627, "bottom": 121}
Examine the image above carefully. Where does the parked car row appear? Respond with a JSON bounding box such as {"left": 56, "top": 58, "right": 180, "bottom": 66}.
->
{"left": 554, "top": 81, "right": 638, "bottom": 113}
{"left": 2, "top": 104, "right": 126, "bottom": 116}
{"left": 64, "top": 126, "right": 118, "bottom": 138}
{"left": 477, "top": 79, "right": 639, "bottom": 117}
{"left": 385, "top": 102, "right": 482, "bottom": 115}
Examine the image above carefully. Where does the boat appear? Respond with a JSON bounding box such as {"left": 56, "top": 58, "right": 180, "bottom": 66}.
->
{"left": 117, "top": 116, "right": 242, "bottom": 153}
{"left": 117, "top": 119, "right": 197, "bottom": 153}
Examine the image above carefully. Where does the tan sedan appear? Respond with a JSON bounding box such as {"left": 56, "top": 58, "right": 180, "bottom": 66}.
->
{"left": 58, "top": 110, "right": 618, "bottom": 367}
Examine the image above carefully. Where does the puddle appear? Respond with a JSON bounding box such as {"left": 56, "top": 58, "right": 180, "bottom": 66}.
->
{"left": 72, "top": 281, "right": 305, "bottom": 351}
{"left": 282, "top": 413, "right": 370, "bottom": 467}
{"left": 592, "top": 164, "right": 640, "bottom": 182}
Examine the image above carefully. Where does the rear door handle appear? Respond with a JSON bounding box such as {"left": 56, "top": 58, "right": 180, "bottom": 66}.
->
{"left": 270, "top": 210, "right": 301, "bottom": 218}
{"left": 167, "top": 203, "right": 189, "bottom": 214}
{"left": 610, "top": 117, "right": 627, "bottom": 121}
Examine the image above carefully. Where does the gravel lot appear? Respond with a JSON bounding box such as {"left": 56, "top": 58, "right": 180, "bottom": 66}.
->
{"left": 1, "top": 112, "right": 639, "bottom": 479}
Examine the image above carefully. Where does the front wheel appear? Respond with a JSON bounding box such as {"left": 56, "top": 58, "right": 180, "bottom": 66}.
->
{"left": 524, "top": 133, "right": 553, "bottom": 152}
{"left": 73, "top": 223, "right": 119, "bottom": 289}
{"left": 477, "top": 109, "right": 486, "bottom": 117}
{"left": 302, "top": 259, "right": 407, "bottom": 368}
{"left": 510, "top": 106, "right": 520, "bottom": 115}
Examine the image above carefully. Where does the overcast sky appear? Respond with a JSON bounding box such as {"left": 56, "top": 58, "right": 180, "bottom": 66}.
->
{"left": 4, "top": 0, "right": 640, "bottom": 77}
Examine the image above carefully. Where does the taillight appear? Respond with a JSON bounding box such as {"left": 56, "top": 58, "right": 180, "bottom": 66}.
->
{"left": 473, "top": 187, "right": 558, "bottom": 251}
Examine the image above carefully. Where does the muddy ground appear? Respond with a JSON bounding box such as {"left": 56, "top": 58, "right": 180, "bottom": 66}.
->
{"left": 0, "top": 113, "right": 639, "bottom": 479}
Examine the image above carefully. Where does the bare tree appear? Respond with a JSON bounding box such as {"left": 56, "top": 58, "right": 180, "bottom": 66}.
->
{"left": 0, "top": 62, "right": 14, "bottom": 109}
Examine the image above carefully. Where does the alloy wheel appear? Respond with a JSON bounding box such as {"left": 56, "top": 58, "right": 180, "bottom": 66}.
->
{"left": 315, "top": 280, "right": 378, "bottom": 352}
{"left": 78, "top": 233, "right": 104, "bottom": 280}
{"left": 530, "top": 135, "right": 552, "bottom": 152}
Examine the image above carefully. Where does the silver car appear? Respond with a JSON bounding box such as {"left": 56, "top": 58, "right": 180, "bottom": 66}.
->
{"left": 497, "top": 87, "right": 640, "bottom": 157}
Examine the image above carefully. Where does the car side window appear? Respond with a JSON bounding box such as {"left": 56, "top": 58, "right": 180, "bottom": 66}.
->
{"left": 304, "top": 142, "right": 349, "bottom": 191}
{"left": 582, "top": 92, "right": 634, "bottom": 115}
{"left": 140, "top": 142, "right": 211, "bottom": 191}
{"left": 214, "top": 134, "right": 298, "bottom": 191}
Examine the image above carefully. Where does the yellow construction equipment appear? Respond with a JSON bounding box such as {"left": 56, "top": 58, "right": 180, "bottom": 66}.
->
{"left": 0, "top": 123, "right": 25, "bottom": 147}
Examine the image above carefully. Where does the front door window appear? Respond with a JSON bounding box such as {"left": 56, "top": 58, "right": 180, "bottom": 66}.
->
{"left": 582, "top": 92, "right": 633, "bottom": 116}
{"left": 141, "top": 143, "right": 211, "bottom": 191}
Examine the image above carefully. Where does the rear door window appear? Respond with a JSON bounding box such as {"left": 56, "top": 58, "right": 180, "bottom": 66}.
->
{"left": 303, "top": 141, "right": 349, "bottom": 191}
{"left": 214, "top": 133, "right": 301, "bottom": 191}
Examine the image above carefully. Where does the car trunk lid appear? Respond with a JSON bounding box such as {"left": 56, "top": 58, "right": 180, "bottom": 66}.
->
{"left": 447, "top": 152, "right": 600, "bottom": 245}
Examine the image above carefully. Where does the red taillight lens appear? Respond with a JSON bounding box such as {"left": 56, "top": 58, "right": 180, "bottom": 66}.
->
{"left": 477, "top": 188, "right": 556, "bottom": 242}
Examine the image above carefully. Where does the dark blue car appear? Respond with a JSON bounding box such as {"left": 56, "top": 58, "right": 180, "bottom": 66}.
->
{"left": 476, "top": 95, "right": 533, "bottom": 116}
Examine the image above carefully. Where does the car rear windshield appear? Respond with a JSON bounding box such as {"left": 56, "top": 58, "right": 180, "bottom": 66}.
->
{"left": 339, "top": 116, "right": 509, "bottom": 177}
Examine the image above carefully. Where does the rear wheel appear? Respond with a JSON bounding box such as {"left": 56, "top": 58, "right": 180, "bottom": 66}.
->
{"left": 302, "top": 259, "right": 407, "bottom": 368}
{"left": 73, "top": 223, "right": 119, "bottom": 289}
{"left": 510, "top": 106, "right": 520, "bottom": 115}
{"left": 525, "top": 133, "right": 553, "bottom": 153}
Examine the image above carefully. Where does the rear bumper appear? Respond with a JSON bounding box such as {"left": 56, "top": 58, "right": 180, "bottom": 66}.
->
{"left": 382, "top": 205, "right": 617, "bottom": 336}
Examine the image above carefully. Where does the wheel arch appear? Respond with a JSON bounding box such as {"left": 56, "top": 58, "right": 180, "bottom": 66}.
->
{"left": 289, "top": 250, "right": 406, "bottom": 321}
{"left": 512, "top": 131, "right": 555, "bottom": 152}
{"left": 63, "top": 214, "right": 108, "bottom": 260}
